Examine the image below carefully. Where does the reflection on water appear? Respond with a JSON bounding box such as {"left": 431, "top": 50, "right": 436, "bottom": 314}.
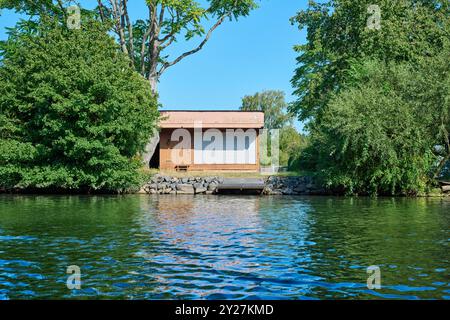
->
{"left": 0, "top": 195, "right": 448, "bottom": 299}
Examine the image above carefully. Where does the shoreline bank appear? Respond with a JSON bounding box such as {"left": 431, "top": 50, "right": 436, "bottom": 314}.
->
{"left": 139, "top": 174, "right": 329, "bottom": 196}
{"left": 1, "top": 174, "right": 448, "bottom": 197}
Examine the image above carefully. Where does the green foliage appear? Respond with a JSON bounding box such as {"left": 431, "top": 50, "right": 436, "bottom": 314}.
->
{"left": 290, "top": 0, "right": 450, "bottom": 123}
{"left": 413, "top": 49, "right": 450, "bottom": 180}
{"left": 240, "top": 90, "right": 306, "bottom": 167}
{"left": 0, "top": 0, "right": 61, "bottom": 15}
{"left": 279, "top": 126, "right": 307, "bottom": 168}
{"left": 300, "top": 59, "right": 448, "bottom": 195}
{"left": 240, "top": 90, "right": 292, "bottom": 129}
{"left": 290, "top": 0, "right": 450, "bottom": 195}
{"left": 133, "top": 0, "right": 258, "bottom": 80}
{"left": 0, "top": 21, "right": 159, "bottom": 192}
{"left": 153, "top": 0, "right": 257, "bottom": 36}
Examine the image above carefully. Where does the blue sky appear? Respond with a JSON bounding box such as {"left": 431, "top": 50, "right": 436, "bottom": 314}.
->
{"left": 0, "top": 0, "right": 307, "bottom": 125}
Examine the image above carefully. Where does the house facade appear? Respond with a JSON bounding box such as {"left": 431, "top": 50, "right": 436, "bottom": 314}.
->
{"left": 156, "top": 111, "right": 264, "bottom": 171}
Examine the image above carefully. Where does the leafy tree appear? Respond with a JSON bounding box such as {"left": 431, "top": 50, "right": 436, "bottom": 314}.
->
{"left": 290, "top": 0, "right": 450, "bottom": 123}
{"left": 0, "top": 21, "right": 159, "bottom": 192}
{"left": 413, "top": 50, "right": 450, "bottom": 180}
{"left": 279, "top": 125, "right": 307, "bottom": 167}
{"left": 1, "top": 0, "right": 259, "bottom": 93}
{"left": 240, "top": 90, "right": 302, "bottom": 167}
{"left": 300, "top": 59, "right": 448, "bottom": 195}
{"left": 240, "top": 90, "right": 292, "bottom": 129}
{"left": 0, "top": 0, "right": 64, "bottom": 16}
{"left": 290, "top": 0, "right": 450, "bottom": 194}
{"left": 114, "top": 0, "right": 259, "bottom": 93}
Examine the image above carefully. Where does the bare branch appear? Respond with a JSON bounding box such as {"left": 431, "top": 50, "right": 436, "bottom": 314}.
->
{"left": 56, "top": 0, "right": 67, "bottom": 19}
{"left": 140, "top": 6, "right": 153, "bottom": 75}
{"left": 123, "top": 0, "right": 134, "bottom": 64}
{"left": 97, "top": 0, "right": 106, "bottom": 22}
{"left": 159, "top": 4, "right": 165, "bottom": 27}
{"left": 111, "top": 0, "right": 129, "bottom": 55}
{"left": 158, "top": 14, "right": 229, "bottom": 76}
{"left": 160, "top": 36, "right": 175, "bottom": 50}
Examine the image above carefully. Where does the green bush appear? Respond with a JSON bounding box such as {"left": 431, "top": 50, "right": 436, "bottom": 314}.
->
{"left": 0, "top": 21, "right": 159, "bottom": 192}
{"left": 300, "top": 60, "right": 438, "bottom": 196}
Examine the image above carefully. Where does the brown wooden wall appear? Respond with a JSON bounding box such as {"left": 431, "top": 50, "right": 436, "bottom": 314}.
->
{"left": 159, "top": 128, "right": 260, "bottom": 171}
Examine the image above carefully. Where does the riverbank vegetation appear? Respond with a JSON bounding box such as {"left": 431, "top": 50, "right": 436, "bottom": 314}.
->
{"left": 240, "top": 90, "right": 308, "bottom": 168}
{"left": 0, "top": 0, "right": 259, "bottom": 193}
{"left": 288, "top": 0, "right": 450, "bottom": 196}
{"left": 0, "top": 1, "right": 448, "bottom": 196}
{"left": 0, "top": 21, "right": 159, "bottom": 192}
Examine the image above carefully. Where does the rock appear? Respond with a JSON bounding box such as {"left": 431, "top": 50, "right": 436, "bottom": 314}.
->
{"left": 294, "top": 185, "right": 307, "bottom": 193}
{"left": 158, "top": 183, "right": 167, "bottom": 190}
{"left": 193, "top": 183, "right": 203, "bottom": 190}
{"left": 176, "top": 184, "right": 195, "bottom": 194}
{"left": 142, "top": 175, "right": 324, "bottom": 196}
{"left": 193, "top": 182, "right": 207, "bottom": 194}
{"left": 270, "top": 190, "right": 283, "bottom": 195}
{"left": 137, "top": 187, "right": 147, "bottom": 194}
{"left": 195, "top": 187, "right": 207, "bottom": 194}
{"left": 162, "top": 187, "right": 172, "bottom": 194}
{"left": 208, "top": 182, "right": 218, "bottom": 191}
{"left": 281, "top": 188, "right": 295, "bottom": 195}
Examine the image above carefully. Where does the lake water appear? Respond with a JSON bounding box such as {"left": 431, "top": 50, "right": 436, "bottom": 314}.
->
{"left": 0, "top": 195, "right": 448, "bottom": 300}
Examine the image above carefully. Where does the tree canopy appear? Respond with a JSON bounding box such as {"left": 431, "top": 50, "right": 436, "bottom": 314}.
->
{"left": 0, "top": 0, "right": 259, "bottom": 92}
{"left": 240, "top": 90, "right": 292, "bottom": 130}
{"left": 0, "top": 21, "right": 159, "bottom": 192}
{"left": 240, "top": 90, "right": 307, "bottom": 167}
{"left": 290, "top": 0, "right": 450, "bottom": 195}
{"left": 290, "top": 0, "right": 449, "bottom": 123}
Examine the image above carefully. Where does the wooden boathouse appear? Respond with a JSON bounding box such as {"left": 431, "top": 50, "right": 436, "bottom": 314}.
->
{"left": 152, "top": 111, "right": 265, "bottom": 172}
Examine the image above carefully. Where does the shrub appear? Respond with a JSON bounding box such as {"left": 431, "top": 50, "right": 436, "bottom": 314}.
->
{"left": 0, "top": 21, "right": 159, "bottom": 192}
{"left": 301, "top": 60, "right": 436, "bottom": 195}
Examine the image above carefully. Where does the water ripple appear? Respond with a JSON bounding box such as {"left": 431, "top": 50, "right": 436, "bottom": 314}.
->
{"left": 0, "top": 195, "right": 449, "bottom": 299}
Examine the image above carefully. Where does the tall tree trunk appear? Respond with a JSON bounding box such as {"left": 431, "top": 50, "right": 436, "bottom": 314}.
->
{"left": 149, "top": 75, "right": 158, "bottom": 94}
{"left": 148, "top": 38, "right": 159, "bottom": 95}
{"left": 142, "top": 71, "right": 159, "bottom": 166}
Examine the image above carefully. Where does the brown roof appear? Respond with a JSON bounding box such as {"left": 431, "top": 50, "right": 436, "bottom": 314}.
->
{"left": 159, "top": 111, "right": 264, "bottom": 129}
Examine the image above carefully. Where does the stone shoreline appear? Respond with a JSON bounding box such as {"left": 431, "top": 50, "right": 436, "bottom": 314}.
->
{"left": 140, "top": 175, "right": 328, "bottom": 195}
